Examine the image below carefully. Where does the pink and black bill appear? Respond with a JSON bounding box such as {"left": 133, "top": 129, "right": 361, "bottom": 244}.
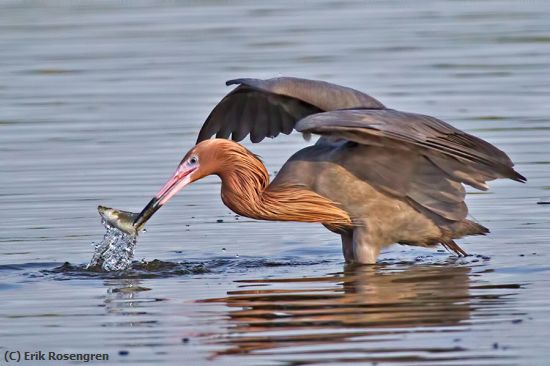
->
{"left": 133, "top": 162, "right": 197, "bottom": 229}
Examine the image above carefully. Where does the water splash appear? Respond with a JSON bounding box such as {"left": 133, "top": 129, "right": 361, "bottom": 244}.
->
{"left": 87, "top": 219, "right": 137, "bottom": 271}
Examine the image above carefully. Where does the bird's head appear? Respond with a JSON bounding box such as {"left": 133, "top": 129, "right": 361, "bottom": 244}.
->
{"left": 133, "top": 139, "right": 248, "bottom": 228}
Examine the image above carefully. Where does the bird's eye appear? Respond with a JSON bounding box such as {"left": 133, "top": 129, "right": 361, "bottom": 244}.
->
{"left": 189, "top": 156, "right": 199, "bottom": 165}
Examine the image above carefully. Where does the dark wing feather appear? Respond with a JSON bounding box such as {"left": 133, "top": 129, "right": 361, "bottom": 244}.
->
{"left": 226, "top": 77, "right": 385, "bottom": 111}
{"left": 296, "top": 109, "right": 525, "bottom": 224}
{"left": 336, "top": 145, "right": 467, "bottom": 222}
{"left": 297, "top": 109, "right": 526, "bottom": 185}
{"left": 196, "top": 77, "right": 385, "bottom": 144}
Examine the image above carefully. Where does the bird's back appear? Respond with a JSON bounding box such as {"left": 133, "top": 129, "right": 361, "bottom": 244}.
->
{"left": 272, "top": 142, "right": 487, "bottom": 248}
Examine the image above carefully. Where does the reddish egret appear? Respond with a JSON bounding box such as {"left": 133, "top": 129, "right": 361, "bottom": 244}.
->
{"left": 134, "top": 77, "right": 525, "bottom": 264}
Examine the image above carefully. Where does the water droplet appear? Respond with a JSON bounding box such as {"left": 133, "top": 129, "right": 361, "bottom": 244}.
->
{"left": 88, "top": 220, "right": 137, "bottom": 271}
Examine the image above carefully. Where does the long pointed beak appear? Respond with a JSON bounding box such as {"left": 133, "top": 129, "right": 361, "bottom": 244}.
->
{"left": 133, "top": 165, "right": 197, "bottom": 229}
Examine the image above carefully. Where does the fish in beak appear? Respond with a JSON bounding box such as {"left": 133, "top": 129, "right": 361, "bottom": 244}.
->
{"left": 98, "top": 205, "right": 141, "bottom": 236}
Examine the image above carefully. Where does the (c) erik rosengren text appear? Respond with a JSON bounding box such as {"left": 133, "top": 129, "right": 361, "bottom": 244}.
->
{"left": 4, "top": 350, "right": 109, "bottom": 363}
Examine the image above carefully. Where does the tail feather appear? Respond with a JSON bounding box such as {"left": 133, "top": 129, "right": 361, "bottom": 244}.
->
{"left": 449, "top": 219, "right": 489, "bottom": 238}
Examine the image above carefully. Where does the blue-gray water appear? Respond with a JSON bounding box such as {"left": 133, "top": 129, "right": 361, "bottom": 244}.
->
{"left": 1, "top": 1, "right": 549, "bottom": 365}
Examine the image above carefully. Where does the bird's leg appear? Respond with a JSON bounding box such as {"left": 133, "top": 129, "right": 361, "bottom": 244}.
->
{"left": 340, "top": 232, "right": 354, "bottom": 263}
{"left": 352, "top": 222, "right": 381, "bottom": 264}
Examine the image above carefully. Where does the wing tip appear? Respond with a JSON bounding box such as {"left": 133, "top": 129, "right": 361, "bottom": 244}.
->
{"left": 226, "top": 78, "right": 251, "bottom": 86}
{"left": 196, "top": 132, "right": 208, "bottom": 144}
{"left": 513, "top": 170, "right": 527, "bottom": 183}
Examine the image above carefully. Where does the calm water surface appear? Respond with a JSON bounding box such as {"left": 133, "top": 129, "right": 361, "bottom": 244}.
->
{"left": 1, "top": 1, "right": 549, "bottom": 365}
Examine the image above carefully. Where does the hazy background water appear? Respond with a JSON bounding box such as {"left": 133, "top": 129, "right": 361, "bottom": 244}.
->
{"left": 1, "top": 1, "right": 549, "bottom": 365}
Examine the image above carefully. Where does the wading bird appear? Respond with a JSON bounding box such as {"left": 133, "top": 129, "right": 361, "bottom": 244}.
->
{"left": 133, "top": 77, "right": 525, "bottom": 264}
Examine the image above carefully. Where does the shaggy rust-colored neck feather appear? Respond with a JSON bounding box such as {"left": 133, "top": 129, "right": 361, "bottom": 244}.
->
{"left": 203, "top": 140, "right": 351, "bottom": 229}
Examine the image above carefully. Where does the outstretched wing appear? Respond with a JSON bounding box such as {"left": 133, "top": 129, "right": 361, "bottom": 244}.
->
{"left": 295, "top": 109, "right": 525, "bottom": 224}
{"left": 196, "top": 77, "right": 385, "bottom": 144}
{"left": 297, "top": 108, "right": 526, "bottom": 188}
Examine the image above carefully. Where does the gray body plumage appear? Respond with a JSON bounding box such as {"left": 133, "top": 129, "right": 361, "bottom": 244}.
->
{"left": 197, "top": 77, "right": 525, "bottom": 263}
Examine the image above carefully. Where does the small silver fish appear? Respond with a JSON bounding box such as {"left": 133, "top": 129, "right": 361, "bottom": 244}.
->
{"left": 97, "top": 205, "right": 142, "bottom": 236}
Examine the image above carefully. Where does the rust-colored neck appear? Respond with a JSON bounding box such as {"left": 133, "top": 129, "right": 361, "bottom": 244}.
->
{"left": 216, "top": 146, "right": 351, "bottom": 229}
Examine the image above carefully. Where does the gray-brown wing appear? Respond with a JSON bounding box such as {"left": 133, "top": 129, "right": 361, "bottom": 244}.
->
{"left": 196, "top": 77, "right": 385, "bottom": 144}
{"left": 276, "top": 143, "right": 468, "bottom": 224}
{"left": 336, "top": 144, "right": 468, "bottom": 222}
{"left": 295, "top": 109, "right": 525, "bottom": 223}
{"left": 297, "top": 109, "right": 526, "bottom": 187}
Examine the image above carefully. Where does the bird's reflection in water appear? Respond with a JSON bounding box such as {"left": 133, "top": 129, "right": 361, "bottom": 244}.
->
{"left": 200, "top": 264, "right": 518, "bottom": 364}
